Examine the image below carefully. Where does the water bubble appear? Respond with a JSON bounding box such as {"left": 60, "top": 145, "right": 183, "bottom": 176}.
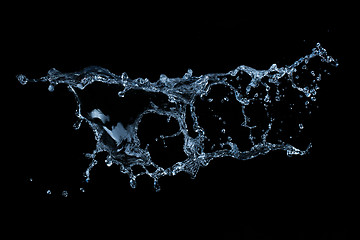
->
{"left": 221, "top": 129, "right": 226, "bottom": 134}
{"left": 299, "top": 123, "right": 304, "bottom": 130}
{"left": 46, "top": 190, "right": 51, "bottom": 195}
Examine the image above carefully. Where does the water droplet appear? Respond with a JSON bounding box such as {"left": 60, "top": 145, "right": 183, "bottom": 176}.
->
{"left": 80, "top": 187, "right": 85, "bottom": 192}
{"left": 48, "top": 84, "right": 55, "bottom": 92}
{"left": 154, "top": 179, "right": 161, "bottom": 192}
{"left": 160, "top": 74, "right": 168, "bottom": 82}
{"left": 121, "top": 72, "right": 128, "bottom": 80}
{"left": 183, "top": 69, "right": 193, "bottom": 79}
{"left": 299, "top": 123, "right": 304, "bottom": 129}
{"left": 207, "top": 98, "right": 213, "bottom": 102}
{"left": 46, "top": 190, "right": 51, "bottom": 195}
{"left": 17, "top": 74, "right": 28, "bottom": 85}
{"left": 106, "top": 159, "right": 113, "bottom": 167}
{"left": 221, "top": 129, "right": 226, "bottom": 134}
{"left": 130, "top": 178, "right": 137, "bottom": 189}
{"left": 118, "top": 91, "right": 125, "bottom": 97}
{"left": 62, "top": 190, "right": 68, "bottom": 197}
{"left": 264, "top": 94, "right": 270, "bottom": 103}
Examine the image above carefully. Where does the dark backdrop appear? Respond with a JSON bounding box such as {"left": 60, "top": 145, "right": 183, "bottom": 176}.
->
{"left": 6, "top": 2, "right": 353, "bottom": 239}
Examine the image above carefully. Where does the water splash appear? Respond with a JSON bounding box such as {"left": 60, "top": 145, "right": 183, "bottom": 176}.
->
{"left": 17, "top": 43, "right": 338, "bottom": 192}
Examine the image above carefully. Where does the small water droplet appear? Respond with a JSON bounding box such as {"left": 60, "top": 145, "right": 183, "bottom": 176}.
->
{"left": 62, "top": 190, "right": 69, "bottom": 197}
{"left": 17, "top": 74, "right": 28, "bottom": 85}
{"left": 183, "top": 69, "right": 193, "bottom": 79}
{"left": 130, "top": 178, "right": 137, "bottom": 189}
{"left": 106, "top": 159, "right": 113, "bottom": 167}
{"left": 299, "top": 123, "right": 304, "bottom": 129}
{"left": 80, "top": 187, "right": 85, "bottom": 192}
{"left": 221, "top": 129, "right": 226, "bottom": 134}
{"left": 207, "top": 98, "right": 213, "bottom": 102}
{"left": 121, "top": 72, "right": 128, "bottom": 80}
{"left": 154, "top": 179, "right": 161, "bottom": 192}
{"left": 46, "top": 190, "right": 52, "bottom": 195}
{"left": 160, "top": 74, "right": 168, "bottom": 82}
{"left": 48, "top": 84, "right": 55, "bottom": 92}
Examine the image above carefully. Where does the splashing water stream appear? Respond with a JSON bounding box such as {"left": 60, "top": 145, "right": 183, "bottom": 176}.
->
{"left": 17, "top": 43, "right": 338, "bottom": 192}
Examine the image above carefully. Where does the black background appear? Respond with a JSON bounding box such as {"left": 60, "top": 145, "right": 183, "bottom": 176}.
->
{"left": 5, "top": 2, "right": 354, "bottom": 239}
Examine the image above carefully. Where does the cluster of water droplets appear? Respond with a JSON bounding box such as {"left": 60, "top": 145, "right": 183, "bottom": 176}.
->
{"left": 18, "top": 43, "right": 338, "bottom": 192}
